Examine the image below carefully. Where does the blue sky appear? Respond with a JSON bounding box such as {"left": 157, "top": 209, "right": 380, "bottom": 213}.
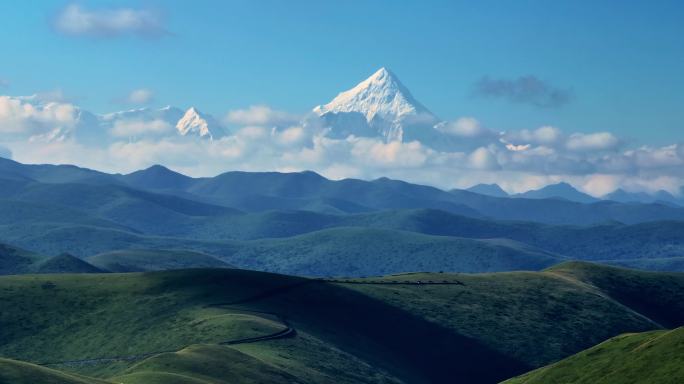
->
{"left": 0, "top": 0, "right": 684, "bottom": 144}
{"left": 1, "top": 0, "right": 683, "bottom": 145}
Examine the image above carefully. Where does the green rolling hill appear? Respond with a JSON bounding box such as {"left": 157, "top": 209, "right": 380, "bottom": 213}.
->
{"left": 0, "top": 262, "right": 681, "bottom": 383}
{"left": 226, "top": 227, "right": 565, "bottom": 276}
{"left": 32, "top": 253, "right": 104, "bottom": 274}
{"left": 0, "top": 243, "right": 44, "bottom": 275}
{"left": 4, "top": 197, "right": 684, "bottom": 275}
{"left": 0, "top": 358, "right": 111, "bottom": 384}
{"left": 87, "top": 249, "right": 232, "bottom": 272}
{"left": 502, "top": 327, "right": 684, "bottom": 384}
{"left": 0, "top": 226, "right": 566, "bottom": 276}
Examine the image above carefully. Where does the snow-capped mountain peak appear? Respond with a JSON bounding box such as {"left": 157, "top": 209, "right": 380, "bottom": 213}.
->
{"left": 313, "top": 67, "right": 437, "bottom": 141}
{"left": 314, "top": 67, "right": 433, "bottom": 122}
{"left": 176, "top": 107, "right": 220, "bottom": 139}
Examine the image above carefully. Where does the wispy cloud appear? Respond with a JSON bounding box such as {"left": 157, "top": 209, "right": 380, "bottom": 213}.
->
{"left": 0, "top": 79, "right": 9, "bottom": 88}
{"left": 53, "top": 4, "right": 168, "bottom": 38}
{"left": 123, "top": 89, "right": 154, "bottom": 105}
{"left": 474, "top": 75, "right": 572, "bottom": 108}
{"left": 225, "top": 105, "right": 301, "bottom": 127}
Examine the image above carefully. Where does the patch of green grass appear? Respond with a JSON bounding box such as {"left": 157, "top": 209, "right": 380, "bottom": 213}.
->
{"left": 114, "top": 344, "right": 298, "bottom": 384}
{"left": 342, "top": 266, "right": 680, "bottom": 368}
{"left": 0, "top": 358, "right": 112, "bottom": 384}
{"left": 502, "top": 327, "right": 684, "bottom": 384}
{"left": 0, "top": 272, "right": 284, "bottom": 378}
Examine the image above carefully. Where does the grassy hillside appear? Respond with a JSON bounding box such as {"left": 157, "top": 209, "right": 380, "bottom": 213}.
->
{"left": 228, "top": 227, "right": 565, "bottom": 276}
{"left": 341, "top": 209, "right": 684, "bottom": 262}
{"left": 113, "top": 344, "right": 301, "bottom": 384}
{"left": 0, "top": 358, "right": 111, "bottom": 384}
{"left": 0, "top": 225, "right": 564, "bottom": 276}
{"left": 32, "top": 254, "right": 104, "bottom": 274}
{"left": 4, "top": 182, "right": 240, "bottom": 236}
{"left": 545, "top": 262, "right": 684, "bottom": 328}
{"left": 0, "top": 243, "right": 44, "bottom": 275}
{"left": 605, "top": 256, "right": 684, "bottom": 272}
{"left": 502, "top": 327, "right": 684, "bottom": 384}
{"left": 0, "top": 244, "right": 103, "bottom": 275}
{"left": 87, "top": 249, "right": 232, "bottom": 272}
{"left": 5, "top": 199, "right": 684, "bottom": 272}
{"left": 342, "top": 262, "right": 684, "bottom": 368}
{"left": 0, "top": 263, "right": 682, "bottom": 383}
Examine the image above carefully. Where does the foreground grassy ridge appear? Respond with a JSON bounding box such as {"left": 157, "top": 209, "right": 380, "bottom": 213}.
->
{"left": 114, "top": 344, "right": 299, "bottom": 384}
{"left": 502, "top": 327, "right": 684, "bottom": 384}
{"left": 0, "top": 272, "right": 288, "bottom": 377}
{"left": 342, "top": 262, "right": 684, "bottom": 367}
{"left": 547, "top": 262, "right": 684, "bottom": 328}
{"left": 0, "top": 270, "right": 411, "bottom": 383}
{"left": 0, "top": 358, "right": 111, "bottom": 384}
{"left": 0, "top": 263, "right": 682, "bottom": 383}
{"left": 116, "top": 336, "right": 404, "bottom": 384}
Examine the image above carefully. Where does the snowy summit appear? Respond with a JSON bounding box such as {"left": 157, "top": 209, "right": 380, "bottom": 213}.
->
{"left": 314, "top": 67, "right": 437, "bottom": 141}
{"left": 176, "top": 107, "right": 222, "bottom": 140}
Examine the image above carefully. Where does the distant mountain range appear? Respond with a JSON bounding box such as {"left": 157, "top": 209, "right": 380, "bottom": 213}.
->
{"left": 466, "top": 184, "right": 509, "bottom": 198}
{"left": 2, "top": 157, "right": 684, "bottom": 276}
{"left": 468, "top": 181, "right": 683, "bottom": 206}
{"left": 48, "top": 103, "right": 226, "bottom": 146}
{"left": 4, "top": 68, "right": 681, "bottom": 206}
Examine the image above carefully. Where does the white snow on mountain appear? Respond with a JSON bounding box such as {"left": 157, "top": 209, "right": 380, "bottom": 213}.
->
{"left": 95, "top": 106, "right": 225, "bottom": 141}
{"left": 100, "top": 105, "right": 184, "bottom": 123}
{"left": 176, "top": 107, "right": 223, "bottom": 139}
{"left": 314, "top": 67, "right": 439, "bottom": 142}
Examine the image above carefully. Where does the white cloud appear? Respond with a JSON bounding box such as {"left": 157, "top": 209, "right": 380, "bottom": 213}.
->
{"left": 0, "top": 96, "right": 79, "bottom": 138}
{"left": 502, "top": 126, "right": 562, "bottom": 146}
{"left": 110, "top": 119, "right": 172, "bottom": 138}
{"left": 566, "top": 132, "right": 620, "bottom": 151}
{"left": 274, "top": 126, "right": 307, "bottom": 146}
{"left": 505, "top": 143, "right": 531, "bottom": 152}
{"left": 468, "top": 147, "right": 500, "bottom": 170}
{"left": 582, "top": 174, "right": 622, "bottom": 197}
{"left": 436, "top": 117, "right": 489, "bottom": 138}
{"left": 226, "top": 105, "right": 300, "bottom": 127}
{"left": 53, "top": 4, "right": 167, "bottom": 38}
{"left": 351, "top": 139, "right": 429, "bottom": 168}
{"left": 533, "top": 126, "right": 563, "bottom": 144}
{"left": 124, "top": 89, "right": 154, "bottom": 105}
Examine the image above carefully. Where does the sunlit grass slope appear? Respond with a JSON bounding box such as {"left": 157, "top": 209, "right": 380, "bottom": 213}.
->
{"left": 502, "top": 327, "right": 684, "bottom": 384}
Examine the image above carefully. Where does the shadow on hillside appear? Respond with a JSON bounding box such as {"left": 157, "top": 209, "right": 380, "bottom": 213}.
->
{"left": 148, "top": 269, "right": 530, "bottom": 384}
